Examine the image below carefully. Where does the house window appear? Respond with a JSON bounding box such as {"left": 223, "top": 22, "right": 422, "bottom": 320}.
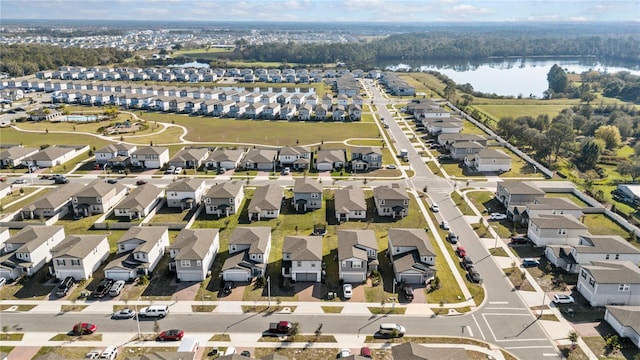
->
{"left": 618, "top": 284, "right": 630, "bottom": 291}
{"left": 311, "top": 263, "right": 316, "bottom": 267}
{"left": 229, "top": 198, "right": 234, "bottom": 204}
{"left": 588, "top": 278, "right": 595, "bottom": 287}
{"left": 342, "top": 261, "right": 346, "bottom": 267}
{"left": 605, "top": 254, "right": 610, "bottom": 260}
{"left": 180, "top": 260, "right": 191, "bottom": 267}
{"left": 311, "top": 193, "right": 319, "bottom": 198}
{"left": 403, "top": 200, "right": 408, "bottom": 205}
{"left": 297, "top": 261, "right": 302, "bottom": 267}
{"left": 71, "top": 259, "right": 80, "bottom": 266}
{"left": 96, "top": 198, "right": 101, "bottom": 203}
{"left": 196, "top": 260, "right": 202, "bottom": 266}
{"left": 580, "top": 270, "right": 587, "bottom": 280}
{"left": 379, "top": 199, "right": 385, "bottom": 206}
{"left": 56, "top": 259, "right": 65, "bottom": 266}
{"left": 352, "top": 261, "right": 362, "bottom": 269}
{"left": 615, "top": 254, "right": 620, "bottom": 260}
{"left": 558, "top": 229, "right": 567, "bottom": 235}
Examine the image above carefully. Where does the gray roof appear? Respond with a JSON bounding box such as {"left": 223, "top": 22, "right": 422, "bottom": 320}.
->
{"left": 170, "top": 228, "right": 218, "bottom": 260}
{"left": 27, "top": 146, "right": 75, "bottom": 161}
{"left": 338, "top": 230, "right": 378, "bottom": 262}
{"left": 316, "top": 149, "right": 346, "bottom": 163}
{"left": 451, "top": 141, "right": 484, "bottom": 150}
{"left": 499, "top": 181, "right": 545, "bottom": 196}
{"left": 170, "top": 147, "right": 209, "bottom": 162}
{"left": 389, "top": 228, "right": 435, "bottom": 257}
{"left": 74, "top": 180, "right": 127, "bottom": 198}
{"left": 279, "top": 146, "right": 310, "bottom": 156}
{"left": 374, "top": 183, "right": 409, "bottom": 201}
{"left": 474, "top": 148, "right": 511, "bottom": 160}
{"left": 96, "top": 143, "right": 136, "bottom": 154}
{"left": 606, "top": 306, "right": 640, "bottom": 335}
{"left": 243, "top": 148, "right": 278, "bottom": 163}
{"left": 582, "top": 261, "right": 640, "bottom": 284}
{"left": 282, "top": 236, "right": 322, "bottom": 261}
{"left": 391, "top": 342, "right": 468, "bottom": 360}
{"left": 51, "top": 234, "right": 107, "bottom": 259}
{"left": 205, "top": 181, "right": 244, "bottom": 199}
{"left": 22, "top": 183, "right": 77, "bottom": 212}
{"left": 529, "top": 214, "right": 588, "bottom": 230}
{"left": 116, "top": 184, "right": 163, "bottom": 211}
{"left": 166, "top": 178, "right": 205, "bottom": 192}
{"left": 334, "top": 185, "right": 366, "bottom": 213}
{"left": 352, "top": 146, "right": 382, "bottom": 156}
{"left": 575, "top": 235, "right": 640, "bottom": 254}
{"left": 132, "top": 146, "right": 169, "bottom": 156}
{"left": 206, "top": 148, "right": 245, "bottom": 163}
{"left": 0, "top": 146, "right": 38, "bottom": 159}
{"left": 7, "top": 226, "right": 64, "bottom": 253}
{"left": 228, "top": 227, "right": 271, "bottom": 254}
{"left": 528, "top": 197, "right": 582, "bottom": 211}
{"left": 293, "top": 178, "right": 322, "bottom": 194}
{"left": 438, "top": 133, "right": 486, "bottom": 143}
{"left": 117, "top": 226, "right": 168, "bottom": 253}
{"left": 248, "top": 184, "right": 283, "bottom": 213}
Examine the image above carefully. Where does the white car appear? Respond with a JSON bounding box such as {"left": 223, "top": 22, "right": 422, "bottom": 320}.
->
{"left": 490, "top": 213, "right": 508, "bottom": 220}
{"left": 387, "top": 164, "right": 397, "bottom": 169}
{"left": 343, "top": 283, "right": 353, "bottom": 299}
{"left": 553, "top": 294, "right": 575, "bottom": 304}
{"left": 441, "top": 221, "right": 450, "bottom": 230}
{"left": 84, "top": 350, "right": 102, "bottom": 359}
{"left": 338, "top": 348, "right": 352, "bottom": 358}
{"left": 431, "top": 203, "right": 439, "bottom": 212}
{"left": 174, "top": 167, "right": 183, "bottom": 174}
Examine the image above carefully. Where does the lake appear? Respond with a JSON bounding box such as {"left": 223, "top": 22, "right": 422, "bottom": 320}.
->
{"left": 385, "top": 58, "right": 640, "bottom": 98}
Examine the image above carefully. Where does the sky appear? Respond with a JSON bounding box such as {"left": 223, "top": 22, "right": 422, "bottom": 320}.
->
{"left": 1, "top": 0, "right": 639, "bottom": 22}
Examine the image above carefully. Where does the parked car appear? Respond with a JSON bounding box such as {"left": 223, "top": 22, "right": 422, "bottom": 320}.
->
{"left": 100, "top": 346, "right": 118, "bottom": 360}
{"left": 431, "top": 203, "right": 439, "bottom": 212}
{"left": 112, "top": 308, "right": 136, "bottom": 319}
{"left": 72, "top": 323, "right": 97, "bottom": 335}
{"left": 223, "top": 281, "right": 234, "bottom": 295}
{"left": 12, "top": 178, "right": 26, "bottom": 184}
{"left": 93, "top": 278, "right": 114, "bottom": 298}
{"left": 379, "top": 323, "right": 405, "bottom": 338}
{"left": 174, "top": 167, "right": 182, "bottom": 174}
{"left": 240, "top": 351, "right": 251, "bottom": 357}
{"left": 55, "top": 276, "right": 75, "bottom": 297}
{"left": 157, "top": 329, "right": 184, "bottom": 341}
{"left": 553, "top": 294, "right": 575, "bottom": 304}
{"left": 54, "top": 177, "right": 69, "bottom": 184}
{"left": 136, "top": 180, "right": 147, "bottom": 185}
{"left": 446, "top": 231, "right": 459, "bottom": 244}
{"left": 282, "top": 167, "right": 291, "bottom": 175}
{"left": 456, "top": 246, "right": 467, "bottom": 257}
{"left": 386, "top": 164, "right": 396, "bottom": 169}
{"left": 84, "top": 350, "right": 102, "bottom": 359}
{"left": 490, "top": 213, "right": 508, "bottom": 220}
{"left": 338, "top": 349, "right": 352, "bottom": 358}
{"left": 468, "top": 270, "right": 483, "bottom": 284}
{"left": 461, "top": 255, "right": 474, "bottom": 270}
{"left": 441, "top": 221, "right": 450, "bottom": 230}
{"left": 165, "top": 166, "right": 175, "bottom": 174}
{"left": 343, "top": 283, "right": 353, "bottom": 299}
{"left": 106, "top": 179, "right": 118, "bottom": 184}
{"left": 522, "top": 258, "right": 540, "bottom": 267}
{"left": 402, "top": 285, "right": 414, "bottom": 301}
{"left": 510, "top": 236, "right": 529, "bottom": 245}
{"left": 360, "top": 347, "right": 372, "bottom": 358}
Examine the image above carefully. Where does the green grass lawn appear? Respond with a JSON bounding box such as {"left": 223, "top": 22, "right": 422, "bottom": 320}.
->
{"left": 0, "top": 127, "right": 112, "bottom": 150}
{"left": 451, "top": 192, "right": 476, "bottom": 216}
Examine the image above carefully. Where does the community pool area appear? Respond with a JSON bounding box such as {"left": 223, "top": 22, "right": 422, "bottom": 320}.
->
{"left": 62, "top": 114, "right": 99, "bottom": 122}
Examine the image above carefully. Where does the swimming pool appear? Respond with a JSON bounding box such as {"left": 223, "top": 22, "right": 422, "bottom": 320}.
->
{"left": 62, "top": 115, "right": 99, "bottom": 122}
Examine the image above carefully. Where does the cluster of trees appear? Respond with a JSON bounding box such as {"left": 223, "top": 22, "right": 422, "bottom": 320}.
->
{"left": 546, "top": 65, "right": 640, "bottom": 104}
{"left": 0, "top": 44, "right": 132, "bottom": 77}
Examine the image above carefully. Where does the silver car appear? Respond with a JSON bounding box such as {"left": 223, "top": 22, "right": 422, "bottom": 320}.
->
{"left": 112, "top": 308, "right": 136, "bottom": 319}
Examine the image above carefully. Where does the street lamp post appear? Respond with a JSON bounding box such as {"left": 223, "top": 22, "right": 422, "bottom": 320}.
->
{"left": 540, "top": 291, "right": 546, "bottom": 317}
{"left": 135, "top": 302, "right": 141, "bottom": 340}
{"left": 267, "top": 276, "right": 271, "bottom": 308}
{"left": 392, "top": 279, "right": 397, "bottom": 308}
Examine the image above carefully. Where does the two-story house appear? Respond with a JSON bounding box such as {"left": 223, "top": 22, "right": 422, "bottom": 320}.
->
{"left": 0, "top": 226, "right": 65, "bottom": 280}
{"left": 546, "top": 235, "right": 640, "bottom": 273}
{"left": 113, "top": 184, "right": 164, "bottom": 220}
{"left": 338, "top": 230, "right": 378, "bottom": 283}
{"left": 169, "top": 228, "right": 219, "bottom": 282}
{"left": 496, "top": 181, "right": 545, "bottom": 209}
{"left": 527, "top": 214, "right": 589, "bottom": 247}
{"left": 334, "top": 185, "right": 367, "bottom": 222}
{"left": 521, "top": 197, "right": 583, "bottom": 224}
{"left": 72, "top": 180, "right": 128, "bottom": 217}
{"left": 450, "top": 141, "right": 484, "bottom": 160}
{"left": 351, "top": 146, "right": 382, "bottom": 171}
{"left": 204, "top": 148, "right": 245, "bottom": 170}
{"left": 51, "top": 234, "right": 110, "bottom": 281}
{"left": 95, "top": 143, "right": 137, "bottom": 165}
{"left": 130, "top": 146, "right": 170, "bottom": 169}
{"left": 464, "top": 148, "right": 512, "bottom": 173}
{"left": 248, "top": 184, "right": 283, "bottom": 221}
{"left": 21, "top": 183, "right": 77, "bottom": 220}
{"left": 373, "top": 184, "right": 409, "bottom": 219}
{"left": 281, "top": 236, "right": 322, "bottom": 282}
{"left": 388, "top": 228, "right": 436, "bottom": 284}
{"left": 104, "top": 226, "right": 169, "bottom": 281}
{"left": 165, "top": 178, "right": 206, "bottom": 210}
{"left": 222, "top": 227, "right": 272, "bottom": 282}
{"left": 168, "top": 147, "right": 210, "bottom": 170}
{"left": 577, "top": 261, "right": 640, "bottom": 306}
{"left": 292, "top": 178, "right": 323, "bottom": 212}
{"left": 204, "top": 181, "right": 245, "bottom": 217}
{"left": 279, "top": 146, "right": 312, "bottom": 170}
{"left": 241, "top": 148, "right": 278, "bottom": 171}
{"left": 604, "top": 306, "right": 640, "bottom": 349}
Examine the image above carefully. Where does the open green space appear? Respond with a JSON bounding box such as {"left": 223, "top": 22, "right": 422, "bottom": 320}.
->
{"left": 0, "top": 127, "right": 112, "bottom": 150}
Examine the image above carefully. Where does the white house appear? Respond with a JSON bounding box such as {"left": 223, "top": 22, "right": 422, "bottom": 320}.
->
{"left": 281, "top": 236, "right": 322, "bottom": 282}
{"left": 247, "top": 184, "right": 283, "bottom": 221}
{"left": 604, "top": 306, "right": 640, "bottom": 349}
{"left": 338, "top": 230, "right": 378, "bottom": 283}
{"left": 169, "top": 228, "right": 219, "bottom": 282}
{"left": 131, "top": 146, "right": 170, "bottom": 169}
{"left": 104, "top": 227, "right": 169, "bottom": 281}
{"left": 0, "top": 226, "right": 66, "bottom": 280}
{"left": 576, "top": 261, "right": 640, "bottom": 307}
{"left": 334, "top": 185, "right": 367, "bottom": 222}
{"left": 222, "top": 227, "right": 272, "bottom": 282}
{"left": 545, "top": 235, "right": 640, "bottom": 273}
{"left": 527, "top": 214, "right": 589, "bottom": 247}
{"left": 464, "top": 148, "right": 511, "bottom": 173}
{"left": 113, "top": 184, "right": 164, "bottom": 220}
{"left": 51, "top": 234, "right": 110, "bottom": 281}
{"left": 166, "top": 178, "right": 206, "bottom": 210}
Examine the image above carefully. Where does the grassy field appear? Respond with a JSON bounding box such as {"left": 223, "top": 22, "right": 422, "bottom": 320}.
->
{"left": 173, "top": 47, "right": 234, "bottom": 59}
{"left": 0, "top": 127, "right": 112, "bottom": 150}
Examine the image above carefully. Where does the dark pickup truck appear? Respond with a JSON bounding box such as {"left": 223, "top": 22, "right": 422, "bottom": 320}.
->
{"left": 267, "top": 321, "right": 294, "bottom": 335}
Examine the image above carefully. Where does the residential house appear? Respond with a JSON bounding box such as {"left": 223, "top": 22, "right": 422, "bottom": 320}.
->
{"left": 313, "top": 104, "right": 328, "bottom": 120}
{"left": 104, "top": 227, "right": 169, "bottom": 281}
{"left": 279, "top": 146, "right": 312, "bottom": 170}
{"left": 450, "top": 141, "right": 485, "bottom": 160}
{"left": 522, "top": 197, "right": 583, "bottom": 224}
{"left": 577, "top": 261, "right": 640, "bottom": 306}
{"left": 281, "top": 236, "right": 322, "bottom": 282}
{"left": 351, "top": 146, "right": 382, "bottom": 171}
{"left": 241, "top": 148, "right": 278, "bottom": 171}
{"left": 348, "top": 104, "right": 362, "bottom": 120}
{"left": 373, "top": 184, "right": 409, "bottom": 219}
{"left": 292, "top": 178, "right": 323, "bottom": 212}
{"left": 423, "top": 118, "right": 463, "bottom": 135}
{"left": 113, "top": 184, "right": 163, "bottom": 220}
{"left": 22, "top": 145, "right": 88, "bottom": 168}
{"left": 95, "top": 143, "right": 137, "bottom": 165}
{"left": 72, "top": 180, "right": 128, "bottom": 217}
{"left": 21, "top": 183, "right": 77, "bottom": 220}
{"left": 0, "top": 146, "right": 39, "bottom": 167}
{"left": 334, "top": 185, "right": 367, "bottom": 222}
{"left": 388, "top": 228, "right": 436, "bottom": 284}
{"left": 527, "top": 214, "right": 589, "bottom": 247}
{"left": 204, "top": 181, "right": 245, "bottom": 217}
{"left": 168, "top": 147, "right": 210, "bottom": 170}
{"left": 546, "top": 235, "right": 640, "bottom": 273}
{"left": 222, "top": 227, "right": 272, "bottom": 282}
{"left": 0, "top": 183, "right": 11, "bottom": 200}
{"left": 169, "top": 229, "right": 219, "bottom": 282}
{"left": 0, "top": 226, "right": 65, "bottom": 280}
{"left": 205, "top": 148, "right": 245, "bottom": 170}
{"left": 615, "top": 184, "right": 640, "bottom": 207}
{"left": 604, "top": 306, "right": 640, "bottom": 349}
{"left": 131, "top": 146, "right": 170, "bottom": 169}
{"left": 338, "top": 230, "right": 378, "bottom": 283}
{"left": 438, "top": 133, "right": 488, "bottom": 149}
{"left": 298, "top": 103, "right": 312, "bottom": 120}
{"left": 279, "top": 103, "right": 296, "bottom": 120}
{"left": 496, "top": 181, "right": 545, "bottom": 208}
{"left": 315, "top": 149, "right": 346, "bottom": 171}
{"left": 247, "top": 184, "right": 283, "bottom": 221}
{"left": 464, "top": 148, "right": 512, "bottom": 173}
{"left": 166, "top": 178, "right": 206, "bottom": 210}
{"left": 51, "top": 234, "right": 110, "bottom": 281}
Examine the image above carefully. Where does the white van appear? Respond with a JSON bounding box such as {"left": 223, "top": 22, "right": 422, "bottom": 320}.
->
{"left": 108, "top": 280, "right": 125, "bottom": 297}
{"left": 177, "top": 337, "right": 200, "bottom": 352}
{"left": 99, "top": 346, "right": 118, "bottom": 360}
{"left": 379, "top": 323, "right": 406, "bottom": 337}
{"left": 138, "top": 305, "right": 169, "bottom": 318}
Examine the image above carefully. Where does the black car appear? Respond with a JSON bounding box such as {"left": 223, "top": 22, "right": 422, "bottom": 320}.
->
{"left": 468, "top": 271, "right": 483, "bottom": 284}
{"left": 106, "top": 179, "right": 118, "bottom": 184}
{"left": 402, "top": 285, "right": 414, "bottom": 301}
{"left": 223, "top": 281, "right": 234, "bottom": 295}
{"left": 510, "top": 236, "right": 529, "bottom": 245}
{"left": 93, "top": 278, "right": 114, "bottom": 298}
{"left": 446, "top": 231, "right": 459, "bottom": 244}
{"left": 55, "top": 276, "right": 74, "bottom": 297}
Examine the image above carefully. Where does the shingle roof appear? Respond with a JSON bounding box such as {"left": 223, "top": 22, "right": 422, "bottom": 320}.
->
{"left": 170, "top": 228, "right": 219, "bottom": 260}
{"left": 575, "top": 235, "right": 640, "bottom": 254}
{"left": 27, "top": 146, "right": 74, "bottom": 161}
{"left": 0, "top": 146, "right": 38, "bottom": 159}
{"left": 170, "top": 147, "right": 209, "bottom": 162}
{"left": 205, "top": 181, "right": 243, "bottom": 199}
{"left": 374, "top": 184, "right": 409, "bottom": 201}
{"left": 282, "top": 236, "right": 322, "bottom": 261}
{"left": 117, "top": 226, "right": 168, "bottom": 253}
{"left": 528, "top": 197, "right": 582, "bottom": 211}
{"left": 338, "top": 230, "right": 378, "bottom": 262}
{"left": 606, "top": 306, "right": 640, "bottom": 335}
{"left": 132, "top": 146, "right": 169, "bottom": 156}
{"left": 8, "top": 226, "right": 64, "bottom": 253}
{"left": 51, "top": 234, "right": 107, "bottom": 259}
{"left": 334, "top": 185, "right": 366, "bottom": 213}
{"left": 166, "top": 178, "right": 205, "bottom": 192}
{"left": 529, "top": 214, "right": 588, "bottom": 230}
{"left": 316, "top": 149, "right": 346, "bottom": 163}
{"left": 352, "top": 146, "right": 382, "bottom": 156}
{"left": 74, "top": 180, "right": 126, "bottom": 198}
{"left": 22, "top": 183, "right": 77, "bottom": 212}
{"left": 116, "top": 184, "right": 163, "bottom": 211}
{"left": 475, "top": 148, "right": 511, "bottom": 160}
{"left": 499, "top": 181, "right": 545, "bottom": 196}
{"left": 293, "top": 178, "right": 322, "bottom": 193}
{"left": 228, "top": 227, "right": 271, "bottom": 254}
{"left": 243, "top": 148, "right": 278, "bottom": 163}
{"left": 248, "top": 184, "right": 283, "bottom": 213}
{"left": 582, "top": 261, "right": 640, "bottom": 284}
{"left": 391, "top": 342, "right": 468, "bottom": 360}
{"left": 206, "top": 149, "right": 245, "bottom": 163}
{"left": 388, "top": 228, "right": 435, "bottom": 257}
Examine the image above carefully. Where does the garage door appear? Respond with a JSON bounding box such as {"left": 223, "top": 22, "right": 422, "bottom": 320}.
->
{"left": 342, "top": 273, "right": 365, "bottom": 283}
{"left": 224, "top": 270, "right": 249, "bottom": 282}
{"left": 294, "top": 272, "right": 317, "bottom": 282}
{"left": 317, "top": 163, "right": 332, "bottom": 172}
{"left": 178, "top": 271, "right": 205, "bottom": 282}
{"left": 55, "top": 270, "right": 84, "bottom": 281}
{"left": 104, "top": 270, "right": 132, "bottom": 282}
{"left": 399, "top": 274, "right": 422, "bottom": 284}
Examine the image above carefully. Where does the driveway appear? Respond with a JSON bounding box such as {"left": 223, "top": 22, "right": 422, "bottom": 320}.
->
{"left": 9, "top": 346, "right": 41, "bottom": 360}
{"left": 171, "top": 281, "right": 201, "bottom": 301}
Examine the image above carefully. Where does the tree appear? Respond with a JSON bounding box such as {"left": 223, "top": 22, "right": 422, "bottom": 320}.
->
{"left": 546, "top": 123, "right": 575, "bottom": 162}
{"left": 576, "top": 141, "right": 601, "bottom": 171}
{"left": 547, "top": 64, "right": 569, "bottom": 94}
{"left": 594, "top": 125, "right": 622, "bottom": 149}
{"left": 568, "top": 331, "right": 578, "bottom": 347}
{"left": 617, "top": 159, "right": 640, "bottom": 182}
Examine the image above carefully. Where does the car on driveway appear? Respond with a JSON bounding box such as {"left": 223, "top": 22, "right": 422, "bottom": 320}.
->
{"left": 490, "top": 213, "right": 508, "bottom": 220}
{"left": 112, "top": 308, "right": 136, "bottom": 319}
{"left": 174, "top": 167, "right": 182, "bottom": 174}
{"left": 553, "top": 294, "right": 575, "bottom": 304}
{"left": 402, "top": 285, "right": 414, "bottom": 301}
{"left": 522, "top": 258, "right": 540, "bottom": 267}
{"left": 343, "top": 283, "right": 353, "bottom": 299}
{"left": 72, "top": 323, "right": 97, "bottom": 335}
{"left": 223, "top": 281, "right": 234, "bottom": 295}
{"left": 157, "top": 329, "right": 184, "bottom": 341}
{"left": 510, "top": 236, "right": 529, "bottom": 245}
{"left": 84, "top": 350, "right": 102, "bottom": 359}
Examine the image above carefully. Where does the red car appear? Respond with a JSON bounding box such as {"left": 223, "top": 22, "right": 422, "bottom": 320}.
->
{"left": 157, "top": 329, "right": 184, "bottom": 341}
{"left": 456, "top": 246, "right": 467, "bottom": 257}
{"left": 72, "top": 323, "right": 97, "bottom": 335}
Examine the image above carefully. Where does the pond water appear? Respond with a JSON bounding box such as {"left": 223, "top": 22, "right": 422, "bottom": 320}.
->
{"left": 385, "top": 58, "right": 640, "bottom": 98}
